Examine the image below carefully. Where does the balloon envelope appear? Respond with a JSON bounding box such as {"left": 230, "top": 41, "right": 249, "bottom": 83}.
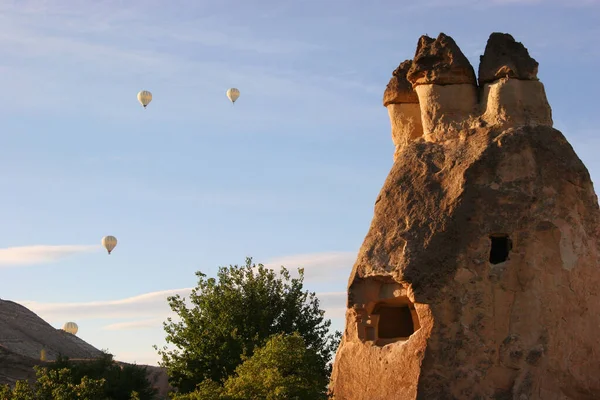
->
{"left": 226, "top": 88, "right": 240, "bottom": 103}
{"left": 62, "top": 322, "right": 78, "bottom": 335}
{"left": 102, "top": 235, "right": 118, "bottom": 254}
{"left": 137, "top": 90, "right": 152, "bottom": 108}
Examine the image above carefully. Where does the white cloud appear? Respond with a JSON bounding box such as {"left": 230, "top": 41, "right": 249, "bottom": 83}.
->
{"left": 112, "top": 351, "right": 162, "bottom": 367}
{"left": 0, "top": 1, "right": 322, "bottom": 56}
{"left": 263, "top": 251, "right": 356, "bottom": 283}
{"left": 14, "top": 254, "right": 349, "bottom": 367}
{"left": 16, "top": 251, "right": 352, "bottom": 337}
{"left": 97, "top": 292, "right": 348, "bottom": 332}
{"left": 103, "top": 318, "right": 165, "bottom": 331}
{"left": 314, "top": 291, "right": 347, "bottom": 322}
{"left": 0, "top": 245, "right": 100, "bottom": 267}
{"left": 18, "top": 280, "right": 346, "bottom": 330}
{"left": 20, "top": 288, "right": 194, "bottom": 321}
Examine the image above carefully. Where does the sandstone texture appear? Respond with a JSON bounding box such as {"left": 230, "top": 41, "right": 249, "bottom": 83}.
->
{"left": 384, "top": 59, "right": 423, "bottom": 160}
{"left": 407, "top": 33, "right": 477, "bottom": 86}
{"left": 331, "top": 33, "right": 600, "bottom": 400}
{"left": 478, "top": 32, "right": 539, "bottom": 85}
{"left": 480, "top": 78, "right": 552, "bottom": 128}
{"left": 383, "top": 60, "right": 419, "bottom": 106}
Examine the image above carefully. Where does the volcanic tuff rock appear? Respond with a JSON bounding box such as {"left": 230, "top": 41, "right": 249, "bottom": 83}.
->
{"left": 384, "top": 60, "right": 423, "bottom": 160}
{"left": 330, "top": 32, "right": 600, "bottom": 400}
{"left": 406, "top": 33, "right": 477, "bottom": 86}
{"left": 478, "top": 32, "right": 539, "bottom": 85}
{"left": 383, "top": 60, "right": 419, "bottom": 106}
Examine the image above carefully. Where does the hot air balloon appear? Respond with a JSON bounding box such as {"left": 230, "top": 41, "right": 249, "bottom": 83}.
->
{"left": 62, "top": 322, "right": 79, "bottom": 335}
{"left": 40, "top": 348, "right": 47, "bottom": 361}
{"left": 102, "top": 235, "right": 118, "bottom": 255}
{"left": 226, "top": 88, "right": 240, "bottom": 104}
{"left": 137, "top": 90, "right": 152, "bottom": 108}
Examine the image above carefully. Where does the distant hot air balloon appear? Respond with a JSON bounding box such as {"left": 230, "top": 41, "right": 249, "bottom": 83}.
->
{"left": 63, "top": 322, "right": 79, "bottom": 335}
{"left": 40, "top": 348, "right": 47, "bottom": 361}
{"left": 137, "top": 90, "right": 152, "bottom": 108}
{"left": 226, "top": 88, "right": 240, "bottom": 104}
{"left": 102, "top": 235, "right": 118, "bottom": 255}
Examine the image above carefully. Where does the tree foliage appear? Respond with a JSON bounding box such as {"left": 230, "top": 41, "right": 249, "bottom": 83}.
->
{"left": 172, "top": 333, "right": 328, "bottom": 400}
{"left": 0, "top": 352, "right": 157, "bottom": 400}
{"left": 155, "top": 257, "right": 341, "bottom": 393}
{"left": 0, "top": 366, "right": 105, "bottom": 400}
{"left": 49, "top": 352, "right": 156, "bottom": 399}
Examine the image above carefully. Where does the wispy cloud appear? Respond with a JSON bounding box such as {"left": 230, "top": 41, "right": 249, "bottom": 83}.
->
{"left": 263, "top": 251, "right": 356, "bottom": 284}
{"left": 112, "top": 351, "right": 162, "bottom": 367}
{"left": 100, "top": 291, "right": 347, "bottom": 331}
{"left": 18, "top": 280, "right": 346, "bottom": 330}
{"left": 0, "top": 245, "right": 100, "bottom": 267}
{"left": 20, "top": 288, "right": 194, "bottom": 321}
{"left": 103, "top": 318, "right": 165, "bottom": 331}
{"left": 0, "top": 1, "right": 378, "bottom": 122}
{"left": 314, "top": 291, "right": 347, "bottom": 321}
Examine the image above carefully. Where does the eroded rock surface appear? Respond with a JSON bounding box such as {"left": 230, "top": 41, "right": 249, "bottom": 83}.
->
{"left": 479, "top": 32, "right": 539, "bottom": 85}
{"left": 331, "top": 32, "right": 600, "bottom": 400}
{"left": 407, "top": 33, "right": 477, "bottom": 86}
{"left": 383, "top": 60, "right": 419, "bottom": 106}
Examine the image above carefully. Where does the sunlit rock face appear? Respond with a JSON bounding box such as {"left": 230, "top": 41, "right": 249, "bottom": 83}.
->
{"left": 329, "top": 32, "right": 600, "bottom": 400}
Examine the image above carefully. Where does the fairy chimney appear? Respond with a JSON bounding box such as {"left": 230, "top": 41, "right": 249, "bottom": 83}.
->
{"left": 383, "top": 60, "right": 422, "bottom": 161}
{"left": 330, "top": 33, "right": 600, "bottom": 400}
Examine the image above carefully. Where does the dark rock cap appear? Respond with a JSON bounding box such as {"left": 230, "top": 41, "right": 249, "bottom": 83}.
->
{"left": 407, "top": 33, "right": 477, "bottom": 86}
{"left": 383, "top": 59, "right": 419, "bottom": 106}
{"left": 478, "top": 32, "right": 539, "bottom": 85}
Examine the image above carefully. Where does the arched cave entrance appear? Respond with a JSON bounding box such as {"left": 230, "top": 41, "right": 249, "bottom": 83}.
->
{"left": 349, "top": 278, "right": 421, "bottom": 346}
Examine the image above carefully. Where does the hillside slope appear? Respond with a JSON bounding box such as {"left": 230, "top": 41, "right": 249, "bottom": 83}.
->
{"left": 0, "top": 299, "right": 171, "bottom": 398}
{"left": 0, "top": 299, "right": 103, "bottom": 361}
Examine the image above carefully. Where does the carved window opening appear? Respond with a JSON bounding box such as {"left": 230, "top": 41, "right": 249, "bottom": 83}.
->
{"left": 489, "top": 234, "right": 512, "bottom": 264}
{"left": 349, "top": 278, "right": 421, "bottom": 346}
{"left": 376, "top": 305, "right": 414, "bottom": 338}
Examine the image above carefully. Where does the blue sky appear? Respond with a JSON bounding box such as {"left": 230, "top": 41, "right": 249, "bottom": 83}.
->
{"left": 0, "top": 0, "right": 598, "bottom": 366}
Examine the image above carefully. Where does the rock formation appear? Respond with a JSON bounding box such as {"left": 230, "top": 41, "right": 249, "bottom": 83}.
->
{"left": 331, "top": 32, "right": 600, "bottom": 400}
{"left": 0, "top": 299, "right": 172, "bottom": 398}
{"left": 383, "top": 60, "right": 422, "bottom": 161}
{"left": 0, "top": 299, "right": 104, "bottom": 362}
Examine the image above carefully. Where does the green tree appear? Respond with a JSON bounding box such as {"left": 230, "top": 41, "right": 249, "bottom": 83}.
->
{"left": 223, "top": 332, "right": 329, "bottom": 399}
{"left": 0, "top": 367, "right": 106, "bottom": 400}
{"left": 45, "top": 352, "right": 156, "bottom": 399}
{"left": 171, "top": 380, "right": 225, "bottom": 400}
{"left": 0, "top": 384, "right": 12, "bottom": 399}
{"left": 155, "top": 257, "right": 341, "bottom": 393}
{"left": 172, "top": 333, "right": 329, "bottom": 400}
{"left": 0, "top": 356, "right": 154, "bottom": 400}
{"left": 9, "top": 380, "right": 35, "bottom": 400}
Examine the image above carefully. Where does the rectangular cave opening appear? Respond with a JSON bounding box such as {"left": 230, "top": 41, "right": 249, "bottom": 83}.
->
{"left": 489, "top": 234, "right": 512, "bottom": 264}
{"left": 377, "top": 305, "right": 415, "bottom": 339}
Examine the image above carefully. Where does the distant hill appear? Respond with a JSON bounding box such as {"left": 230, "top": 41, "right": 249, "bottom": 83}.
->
{"left": 0, "top": 299, "right": 104, "bottom": 361}
{"left": 0, "top": 299, "right": 171, "bottom": 398}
